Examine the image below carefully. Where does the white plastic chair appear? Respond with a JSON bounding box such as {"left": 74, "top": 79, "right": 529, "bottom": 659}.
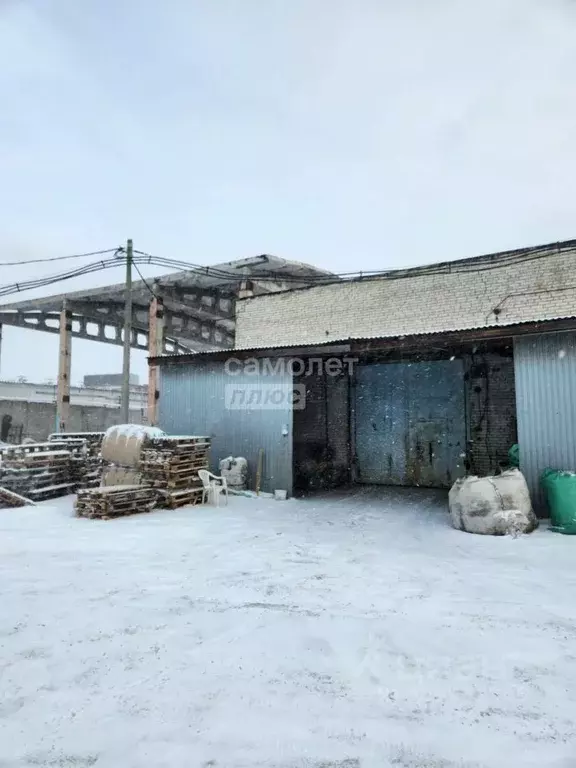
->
{"left": 198, "top": 469, "right": 228, "bottom": 506}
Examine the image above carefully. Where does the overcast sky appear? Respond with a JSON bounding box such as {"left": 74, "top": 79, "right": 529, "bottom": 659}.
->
{"left": 1, "top": 0, "right": 575, "bottom": 383}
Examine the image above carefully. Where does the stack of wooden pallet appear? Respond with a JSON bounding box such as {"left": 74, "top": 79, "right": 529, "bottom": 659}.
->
{"left": 75, "top": 485, "right": 158, "bottom": 519}
{"left": 0, "top": 442, "right": 75, "bottom": 501}
{"left": 49, "top": 432, "right": 104, "bottom": 489}
{"left": 0, "top": 486, "right": 35, "bottom": 508}
{"left": 139, "top": 435, "right": 211, "bottom": 508}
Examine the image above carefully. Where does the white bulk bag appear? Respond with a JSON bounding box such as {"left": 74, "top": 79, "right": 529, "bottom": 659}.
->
{"left": 101, "top": 424, "right": 165, "bottom": 468}
{"left": 449, "top": 469, "right": 538, "bottom": 535}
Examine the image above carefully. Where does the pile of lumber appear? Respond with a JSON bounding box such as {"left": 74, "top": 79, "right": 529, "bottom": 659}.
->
{"left": 0, "top": 486, "right": 35, "bottom": 508}
{"left": 0, "top": 442, "right": 75, "bottom": 501}
{"left": 75, "top": 485, "right": 158, "bottom": 519}
{"left": 139, "top": 435, "right": 211, "bottom": 508}
{"left": 49, "top": 432, "right": 104, "bottom": 489}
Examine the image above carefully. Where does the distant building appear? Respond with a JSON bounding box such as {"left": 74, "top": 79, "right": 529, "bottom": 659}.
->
{"left": 83, "top": 373, "right": 140, "bottom": 388}
{"left": 0, "top": 380, "right": 147, "bottom": 410}
{"left": 0, "top": 379, "right": 148, "bottom": 444}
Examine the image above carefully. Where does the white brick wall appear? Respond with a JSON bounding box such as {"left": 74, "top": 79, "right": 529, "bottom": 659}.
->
{"left": 236, "top": 248, "right": 576, "bottom": 347}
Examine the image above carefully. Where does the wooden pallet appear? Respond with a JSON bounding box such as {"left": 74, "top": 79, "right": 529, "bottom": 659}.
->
{"left": 3, "top": 453, "right": 71, "bottom": 468}
{"left": 49, "top": 432, "right": 104, "bottom": 455}
{"left": 141, "top": 464, "right": 208, "bottom": 479}
{"left": 0, "top": 441, "right": 74, "bottom": 500}
{"left": 143, "top": 453, "right": 209, "bottom": 464}
{"left": 75, "top": 485, "right": 158, "bottom": 519}
{"left": 156, "top": 486, "right": 204, "bottom": 509}
{"left": 0, "top": 441, "right": 71, "bottom": 456}
{"left": 146, "top": 477, "right": 204, "bottom": 491}
{"left": 147, "top": 436, "right": 210, "bottom": 449}
{"left": 29, "top": 482, "right": 76, "bottom": 500}
{"left": 140, "top": 453, "right": 210, "bottom": 468}
{"left": 0, "top": 486, "right": 35, "bottom": 507}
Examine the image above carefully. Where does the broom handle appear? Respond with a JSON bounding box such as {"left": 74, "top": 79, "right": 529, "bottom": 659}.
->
{"left": 255, "top": 448, "right": 264, "bottom": 495}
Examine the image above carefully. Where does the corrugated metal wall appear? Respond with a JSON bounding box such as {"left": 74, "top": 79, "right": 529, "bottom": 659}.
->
{"left": 514, "top": 331, "right": 576, "bottom": 511}
{"left": 158, "top": 361, "right": 293, "bottom": 495}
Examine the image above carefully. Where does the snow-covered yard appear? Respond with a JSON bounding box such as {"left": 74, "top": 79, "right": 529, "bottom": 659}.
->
{"left": 2, "top": 488, "right": 576, "bottom": 768}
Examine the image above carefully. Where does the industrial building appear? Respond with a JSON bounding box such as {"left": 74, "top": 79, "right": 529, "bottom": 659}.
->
{"left": 0, "top": 378, "right": 147, "bottom": 443}
{"left": 150, "top": 239, "right": 576, "bottom": 511}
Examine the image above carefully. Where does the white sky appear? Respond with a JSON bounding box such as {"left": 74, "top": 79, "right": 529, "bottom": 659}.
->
{"left": 1, "top": 0, "right": 575, "bottom": 382}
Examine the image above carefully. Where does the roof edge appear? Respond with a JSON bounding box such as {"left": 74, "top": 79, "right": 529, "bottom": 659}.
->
{"left": 148, "top": 317, "right": 576, "bottom": 365}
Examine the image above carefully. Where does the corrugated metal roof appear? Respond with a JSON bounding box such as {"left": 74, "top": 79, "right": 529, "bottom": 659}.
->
{"left": 149, "top": 316, "right": 576, "bottom": 363}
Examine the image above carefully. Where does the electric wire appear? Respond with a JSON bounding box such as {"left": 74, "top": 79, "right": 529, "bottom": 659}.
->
{"left": 132, "top": 260, "right": 157, "bottom": 298}
{"left": 133, "top": 239, "right": 576, "bottom": 284}
{"left": 0, "top": 247, "right": 122, "bottom": 267}
{"left": 0, "top": 237, "right": 575, "bottom": 302}
{"left": 0, "top": 257, "right": 128, "bottom": 299}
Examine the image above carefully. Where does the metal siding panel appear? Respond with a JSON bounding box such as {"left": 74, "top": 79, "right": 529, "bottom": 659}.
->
{"left": 514, "top": 332, "right": 576, "bottom": 511}
{"left": 158, "top": 362, "right": 293, "bottom": 495}
{"left": 355, "top": 361, "right": 465, "bottom": 488}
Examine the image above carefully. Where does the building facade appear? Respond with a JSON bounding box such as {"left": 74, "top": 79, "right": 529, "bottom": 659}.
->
{"left": 151, "top": 240, "right": 576, "bottom": 510}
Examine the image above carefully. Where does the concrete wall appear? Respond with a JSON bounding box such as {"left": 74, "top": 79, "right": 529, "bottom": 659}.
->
{"left": 236, "top": 246, "right": 576, "bottom": 348}
{"left": 0, "top": 380, "right": 147, "bottom": 409}
{"left": 0, "top": 400, "right": 146, "bottom": 443}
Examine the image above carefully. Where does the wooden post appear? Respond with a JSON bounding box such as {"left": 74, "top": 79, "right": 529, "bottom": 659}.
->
{"left": 147, "top": 295, "right": 164, "bottom": 426}
{"left": 56, "top": 303, "right": 72, "bottom": 433}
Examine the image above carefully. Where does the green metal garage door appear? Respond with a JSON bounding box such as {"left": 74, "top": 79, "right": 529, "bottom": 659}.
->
{"left": 355, "top": 360, "right": 466, "bottom": 488}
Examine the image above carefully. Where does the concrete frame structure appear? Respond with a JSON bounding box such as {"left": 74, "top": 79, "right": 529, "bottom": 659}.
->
{"left": 0, "top": 254, "right": 333, "bottom": 429}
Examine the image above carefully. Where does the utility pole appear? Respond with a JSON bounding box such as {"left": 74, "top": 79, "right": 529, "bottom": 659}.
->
{"left": 121, "top": 238, "right": 133, "bottom": 423}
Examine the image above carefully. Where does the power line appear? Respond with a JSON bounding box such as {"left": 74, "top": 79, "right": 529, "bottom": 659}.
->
{"left": 132, "top": 260, "right": 157, "bottom": 298}
{"left": 135, "top": 240, "right": 576, "bottom": 284}
{"left": 0, "top": 247, "right": 123, "bottom": 267}
{"left": 0, "top": 237, "right": 575, "bottom": 303}
{"left": 0, "top": 257, "right": 127, "bottom": 299}
{"left": 132, "top": 250, "right": 334, "bottom": 284}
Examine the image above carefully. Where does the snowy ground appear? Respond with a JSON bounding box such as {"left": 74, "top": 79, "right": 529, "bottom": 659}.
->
{"left": 2, "top": 488, "right": 576, "bottom": 768}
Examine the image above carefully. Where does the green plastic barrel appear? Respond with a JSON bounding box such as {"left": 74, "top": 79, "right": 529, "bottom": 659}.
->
{"left": 541, "top": 469, "right": 576, "bottom": 534}
{"left": 508, "top": 444, "right": 520, "bottom": 468}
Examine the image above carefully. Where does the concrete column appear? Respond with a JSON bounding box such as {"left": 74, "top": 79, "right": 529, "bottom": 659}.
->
{"left": 0, "top": 323, "right": 3, "bottom": 376}
{"left": 238, "top": 279, "right": 254, "bottom": 299}
{"left": 147, "top": 296, "right": 164, "bottom": 426}
{"left": 56, "top": 305, "right": 72, "bottom": 433}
